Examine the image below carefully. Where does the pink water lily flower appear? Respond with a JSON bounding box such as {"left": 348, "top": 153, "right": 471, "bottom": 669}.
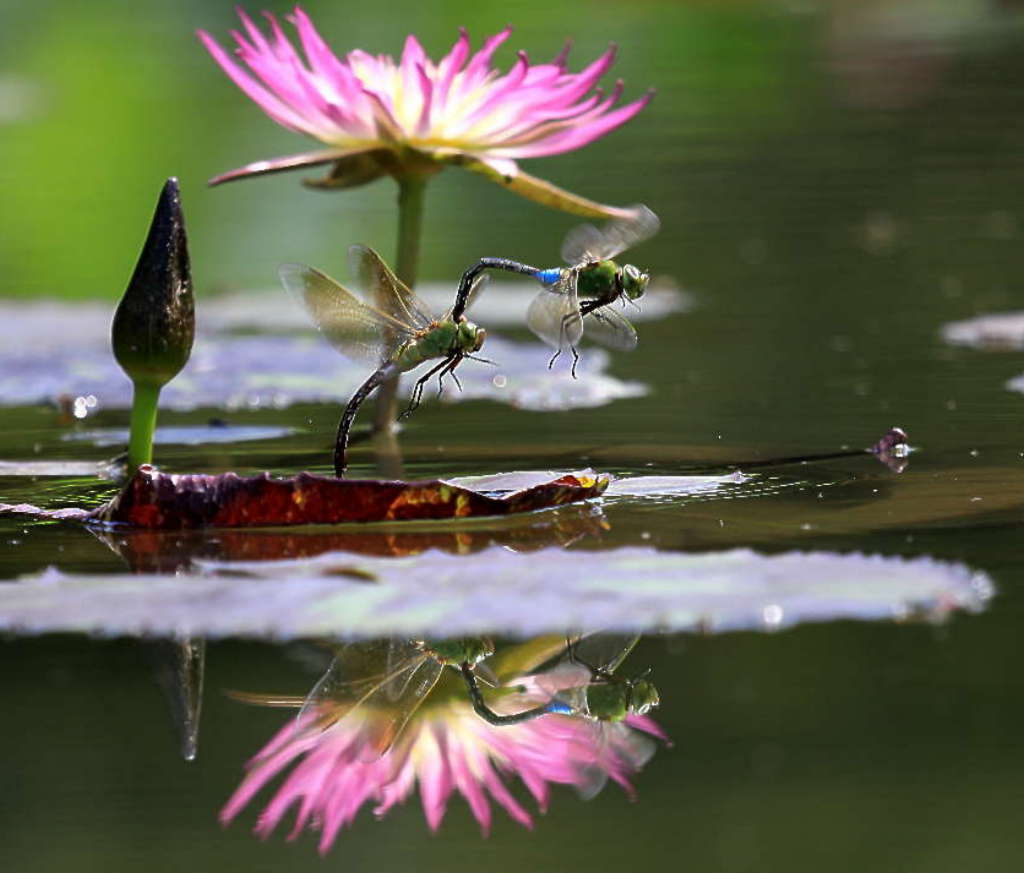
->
{"left": 222, "top": 670, "right": 667, "bottom": 853}
{"left": 198, "top": 7, "right": 652, "bottom": 218}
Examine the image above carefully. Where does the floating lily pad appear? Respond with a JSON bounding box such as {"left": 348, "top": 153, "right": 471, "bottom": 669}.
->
{"left": 448, "top": 470, "right": 747, "bottom": 497}
{"left": 202, "top": 278, "right": 691, "bottom": 333}
{"left": 0, "top": 460, "right": 108, "bottom": 477}
{"left": 941, "top": 312, "right": 1024, "bottom": 350}
{"left": 0, "top": 323, "right": 642, "bottom": 413}
{"left": 0, "top": 546, "right": 991, "bottom": 639}
{"left": 61, "top": 424, "right": 298, "bottom": 447}
{"left": 0, "top": 466, "right": 608, "bottom": 529}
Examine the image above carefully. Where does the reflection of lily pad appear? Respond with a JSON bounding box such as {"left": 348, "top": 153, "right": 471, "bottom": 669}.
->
{"left": 61, "top": 424, "right": 298, "bottom": 447}
{"left": 0, "top": 547, "right": 991, "bottom": 639}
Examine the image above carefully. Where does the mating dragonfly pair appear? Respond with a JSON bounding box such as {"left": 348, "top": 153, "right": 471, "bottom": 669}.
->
{"left": 280, "top": 206, "right": 659, "bottom": 476}
{"left": 235, "top": 634, "right": 659, "bottom": 767}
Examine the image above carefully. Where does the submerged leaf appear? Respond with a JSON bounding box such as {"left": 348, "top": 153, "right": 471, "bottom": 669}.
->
{"left": 0, "top": 547, "right": 992, "bottom": 639}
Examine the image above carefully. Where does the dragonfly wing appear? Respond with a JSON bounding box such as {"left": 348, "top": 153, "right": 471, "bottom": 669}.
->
{"left": 384, "top": 639, "right": 428, "bottom": 702}
{"left": 296, "top": 639, "right": 400, "bottom": 721}
{"left": 279, "top": 263, "right": 416, "bottom": 364}
{"left": 460, "top": 272, "right": 490, "bottom": 316}
{"left": 576, "top": 721, "right": 657, "bottom": 801}
{"left": 571, "top": 633, "right": 642, "bottom": 675}
{"left": 561, "top": 205, "right": 660, "bottom": 264}
{"left": 582, "top": 306, "right": 638, "bottom": 351}
{"left": 349, "top": 244, "right": 434, "bottom": 331}
{"left": 526, "top": 271, "right": 583, "bottom": 350}
{"left": 354, "top": 656, "right": 444, "bottom": 762}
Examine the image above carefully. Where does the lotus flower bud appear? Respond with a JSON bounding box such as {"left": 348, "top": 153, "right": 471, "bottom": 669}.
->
{"left": 112, "top": 177, "right": 194, "bottom": 387}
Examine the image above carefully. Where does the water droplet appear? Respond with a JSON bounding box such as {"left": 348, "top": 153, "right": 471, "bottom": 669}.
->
{"left": 763, "top": 604, "right": 784, "bottom": 627}
{"left": 491, "top": 374, "right": 507, "bottom": 389}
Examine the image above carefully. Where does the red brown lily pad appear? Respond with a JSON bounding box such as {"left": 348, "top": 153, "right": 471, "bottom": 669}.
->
{"left": 0, "top": 465, "right": 608, "bottom": 530}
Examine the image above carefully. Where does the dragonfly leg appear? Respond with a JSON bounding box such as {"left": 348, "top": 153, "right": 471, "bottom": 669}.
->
{"left": 435, "top": 354, "right": 463, "bottom": 398}
{"left": 460, "top": 663, "right": 557, "bottom": 726}
{"left": 403, "top": 358, "right": 451, "bottom": 420}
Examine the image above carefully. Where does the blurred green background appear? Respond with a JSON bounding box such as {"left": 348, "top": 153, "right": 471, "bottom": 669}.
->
{"left": 5, "top": 1, "right": 1024, "bottom": 872}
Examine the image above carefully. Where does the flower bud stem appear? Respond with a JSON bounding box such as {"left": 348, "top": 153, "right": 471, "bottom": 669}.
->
{"left": 373, "top": 174, "right": 427, "bottom": 436}
{"left": 127, "top": 381, "right": 161, "bottom": 470}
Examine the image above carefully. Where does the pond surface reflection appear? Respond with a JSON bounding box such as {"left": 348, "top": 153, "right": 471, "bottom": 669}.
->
{"left": 5, "top": 1, "right": 1024, "bottom": 871}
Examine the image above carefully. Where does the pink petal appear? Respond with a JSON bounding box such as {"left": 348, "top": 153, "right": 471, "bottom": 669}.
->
{"left": 207, "top": 148, "right": 362, "bottom": 186}
{"left": 494, "top": 90, "right": 653, "bottom": 158}
{"left": 197, "top": 29, "right": 312, "bottom": 134}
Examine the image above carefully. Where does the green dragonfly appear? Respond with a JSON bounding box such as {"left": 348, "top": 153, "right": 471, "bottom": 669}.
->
{"left": 537, "top": 633, "right": 661, "bottom": 796}
{"left": 449, "top": 206, "right": 660, "bottom": 374}
{"left": 550, "top": 633, "right": 660, "bottom": 722}
{"left": 280, "top": 245, "right": 489, "bottom": 476}
{"left": 231, "top": 637, "right": 554, "bottom": 760}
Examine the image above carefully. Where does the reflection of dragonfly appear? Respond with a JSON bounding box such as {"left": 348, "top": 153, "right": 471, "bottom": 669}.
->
{"left": 232, "top": 637, "right": 549, "bottom": 760}
{"left": 280, "top": 246, "right": 489, "bottom": 476}
{"left": 552, "top": 634, "right": 660, "bottom": 722}
{"left": 540, "top": 633, "right": 661, "bottom": 796}
{"left": 450, "top": 206, "right": 660, "bottom": 374}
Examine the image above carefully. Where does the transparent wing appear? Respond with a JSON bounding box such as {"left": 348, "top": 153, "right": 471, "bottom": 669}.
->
{"left": 459, "top": 272, "right": 491, "bottom": 316}
{"left": 350, "top": 656, "right": 443, "bottom": 761}
{"left": 384, "top": 638, "right": 426, "bottom": 702}
{"left": 571, "top": 633, "right": 642, "bottom": 675}
{"left": 279, "top": 263, "right": 417, "bottom": 364}
{"left": 224, "top": 690, "right": 308, "bottom": 708}
{"left": 297, "top": 640, "right": 399, "bottom": 718}
{"left": 576, "top": 721, "right": 658, "bottom": 801}
{"left": 582, "top": 306, "right": 638, "bottom": 351}
{"left": 526, "top": 270, "right": 583, "bottom": 350}
{"left": 297, "top": 640, "right": 442, "bottom": 761}
{"left": 349, "top": 244, "right": 434, "bottom": 331}
{"left": 560, "top": 205, "right": 660, "bottom": 265}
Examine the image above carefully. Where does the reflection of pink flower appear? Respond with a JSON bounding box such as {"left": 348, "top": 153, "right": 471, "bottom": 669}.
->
{"left": 197, "top": 6, "right": 652, "bottom": 212}
{"left": 222, "top": 677, "right": 666, "bottom": 854}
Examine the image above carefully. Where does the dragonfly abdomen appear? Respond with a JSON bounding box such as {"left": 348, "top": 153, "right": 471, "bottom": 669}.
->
{"left": 534, "top": 267, "right": 564, "bottom": 286}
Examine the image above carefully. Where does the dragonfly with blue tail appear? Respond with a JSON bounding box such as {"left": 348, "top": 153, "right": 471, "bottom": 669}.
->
{"left": 450, "top": 206, "right": 660, "bottom": 375}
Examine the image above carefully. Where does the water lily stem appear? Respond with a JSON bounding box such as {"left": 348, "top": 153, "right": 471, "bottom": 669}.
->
{"left": 373, "top": 174, "right": 427, "bottom": 434}
{"left": 127, "top": 381, "right": 161, "bottom": 471}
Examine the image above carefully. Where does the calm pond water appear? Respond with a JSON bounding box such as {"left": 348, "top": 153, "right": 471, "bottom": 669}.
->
{"left": 4, "top": 2, "right": 1024, "bottom": 871}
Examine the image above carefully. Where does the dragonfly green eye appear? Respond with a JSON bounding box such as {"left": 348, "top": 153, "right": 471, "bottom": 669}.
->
{"left": 630, "top": 679, "right": 659, "bottom": 714}
{"left": 458, "top": 320, "right": 486, "bottom": 353}
{"left": 620, "top": 264, "right": 649, "bottom": 301}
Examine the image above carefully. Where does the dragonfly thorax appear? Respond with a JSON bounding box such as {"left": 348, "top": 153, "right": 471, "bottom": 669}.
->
{"left": 585, "top": 676, "right": 660, "bottom": 721}
{"left": 422, "top": 637, "right": 494, "bottom": 666}
{"left": 576, "top": 261, "right": 649, "bottom": 303}
{"left": 398, "top": 318, "right": 485, "bottom": 370}
{"left": 576, "top": 260, "right": 619, "bottom": 301}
